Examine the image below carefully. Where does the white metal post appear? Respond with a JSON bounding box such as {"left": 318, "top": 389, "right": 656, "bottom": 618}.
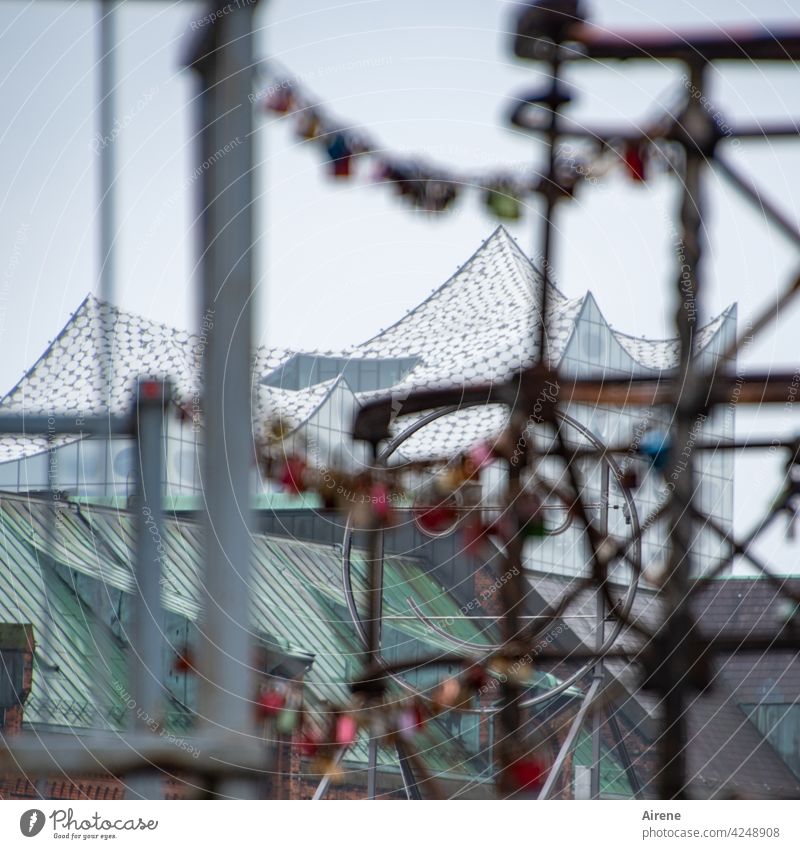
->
{"left": 127, "top": 379, "right": 168, "bottom": 799}
{"left": 98, "top": 0, "right": 117, "bottom": 404}
{"left": 188, "top": 0, "right": 260, "bottom": 799}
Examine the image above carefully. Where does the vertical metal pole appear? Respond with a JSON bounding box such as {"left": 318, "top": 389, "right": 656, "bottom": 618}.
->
{"left": 497, "top": 454, "right": 526, "bottom": 796}
{"left": 127, "top": 379, "right": 167, "bottom": 799}
{"left": 367, "top": 738, "right": 379, "bottom": 799}
{"left": 189, "top": 1, "right": 259, "bottom": 799}
{"left": 312, "top": 745, "right": 350, "bottom": 801}
{"left": 658, "top": 60, "right": 708, "bottom": 800}
{"left": 366, "top": 523, "right": 384, "bottom": 799}
{"left": 606, "top": 704, "right": 644, "bottom": 800}
{"left": 98, "top": 0, "right": 116, "bottom": 404}
{"left": 536, "top": 48, "right": 562, "bottom": 358}
{"left": 590, "top": 463, "right": 609, "bottom": 799}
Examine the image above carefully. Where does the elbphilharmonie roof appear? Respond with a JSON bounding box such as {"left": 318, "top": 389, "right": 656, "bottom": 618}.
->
{"left": 0, "top": 226, "right": 734, "bottom": 462}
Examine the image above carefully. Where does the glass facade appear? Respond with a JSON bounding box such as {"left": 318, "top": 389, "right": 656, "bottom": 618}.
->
{"left": 0, "top": 416, "right": 204, "bottom": 498}
{"left": 524, "top": 297, "right": 736, "bottom": 580}
{"left": 263, "top": 353, "right": 420, "bottom": 392}
{"left": 434, "top": 298, "right": 736, "bottom": 582}
{"left": 0, "top": 292, "right": 736, "bottom": 584}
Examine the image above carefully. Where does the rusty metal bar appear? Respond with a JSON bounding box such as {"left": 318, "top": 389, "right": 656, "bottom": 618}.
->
{"left": 353, "top": 370, "right": 800, "bottom": 444}
{"left": 714, "top": 154, "right": 800, "bottom": 247}
{"left": 517, "top": 23, "right": 800, "bottom": 62}
{"left": 590, "top": 463, "right": 610, "bottom": 799}
{"left": 657, "top": 57, "right": 708, "bottom": 800}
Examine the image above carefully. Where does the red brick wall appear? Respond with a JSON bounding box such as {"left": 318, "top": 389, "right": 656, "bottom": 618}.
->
{"left": 0, "top": 776, "right": 124, "bottom": 801}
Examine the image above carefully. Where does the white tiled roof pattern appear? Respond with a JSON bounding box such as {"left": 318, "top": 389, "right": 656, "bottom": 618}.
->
{"left": 356, "top": 228, "right": 571, "bottom": 380}
{"left": 612, "top": 310, "right": 731, "bottom": 371}
{"left": 345, "top": 227, "right": 732, "bottom": 459}
{"left": 0, "top": 434, "right": 76, "bottom": 464}
{"left": 0, "top": 295, "right": 293, "bottom": 417}
{"left": 0, "top": 227, "right": 733, "bottom": 465}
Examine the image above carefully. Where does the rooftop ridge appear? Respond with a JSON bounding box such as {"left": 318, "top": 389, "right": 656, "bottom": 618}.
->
{"left": 0, "top": 293, "right": 96, "bottom": 405}
{"left": 356, "top": 225, "right": 563, "bottom": 350}
{"left": 609, "top": 302, "right": 736, "bottom": 346}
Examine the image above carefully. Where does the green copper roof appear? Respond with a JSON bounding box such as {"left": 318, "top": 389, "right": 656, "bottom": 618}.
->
{"left": 0, "top": 493, "right": 594, "bottom": 790}
{"left": 573, "top": 728, "right": 634, "bottom": 798}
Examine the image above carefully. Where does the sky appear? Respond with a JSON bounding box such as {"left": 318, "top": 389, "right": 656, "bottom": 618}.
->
{"left": 1, "top": 0, "right": 799, "bottom": 571}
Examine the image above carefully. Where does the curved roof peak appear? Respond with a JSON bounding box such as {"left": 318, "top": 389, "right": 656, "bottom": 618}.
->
{"left": 562, "top": 292, "right": 737, "bottom": 373}
{"left": 488, "top": 224, "right": 572, "bottom": 303}
{"left": 356, "top": 225, "right": 567, "bottom": 358}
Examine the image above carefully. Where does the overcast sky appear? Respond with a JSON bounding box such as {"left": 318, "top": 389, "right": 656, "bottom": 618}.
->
{"left": 1, "top": 0, "right": 799, "bottom": 570}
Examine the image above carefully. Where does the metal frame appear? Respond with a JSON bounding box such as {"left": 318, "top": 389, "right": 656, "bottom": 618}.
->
{"left": 2, "top": 0, "right": 263, "bottom": 800}
{"left": 185, "top": 0, "right": 260, "bottom": 801}
{"left": 347, "top": 8, "right": 800, "bottom": 800}
{"left": 3, "top": 1, "right": 800, "bottom": 802}
{"left": 338, "top": 404, "right": 643, "bottom": 799}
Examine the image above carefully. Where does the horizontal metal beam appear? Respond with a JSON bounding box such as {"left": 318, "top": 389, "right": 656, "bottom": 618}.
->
{"left": 395, "top": 739, "right": 423, "bottom": 800}
{"left": 606, "top": 703, "right": 645, "bottom": 800}
{"left": 354, "top": 369, "right": 800, "bottom": 444}
{"left": 516, "top": 23, "right": 800, "bottom": 63}
{"left": 510, "top": 113, "right": 799, "bottom": 146}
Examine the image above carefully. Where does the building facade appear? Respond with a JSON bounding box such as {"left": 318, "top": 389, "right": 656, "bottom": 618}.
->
{"left": 2, "top": 228, "right": 799, "bottom": 800}
{"left": 0, "top": 227, "right": 735, "bottom": 579}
